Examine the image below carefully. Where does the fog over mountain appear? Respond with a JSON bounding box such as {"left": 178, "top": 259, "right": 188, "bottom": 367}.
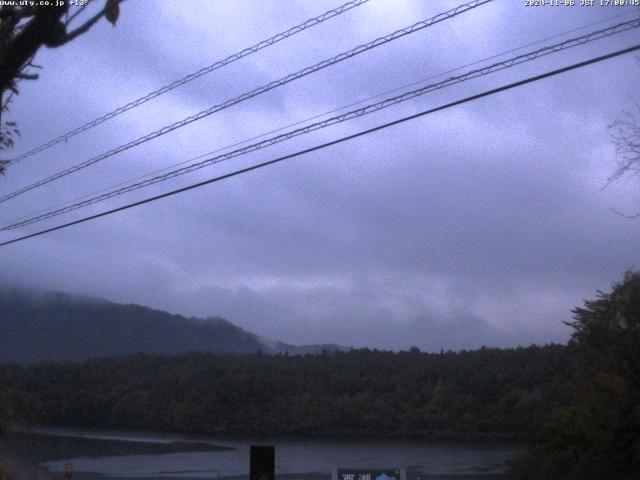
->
{"left": 0, "top": 288, "right": 342, "bottom": 363}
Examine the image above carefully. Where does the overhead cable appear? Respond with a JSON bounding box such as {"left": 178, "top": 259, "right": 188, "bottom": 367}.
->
{"left": 0, "top": 0, "right": 493, "bottom": 204}
{"left": 1, "top": 42, "right": 638, "bottom": 248}
{"left": 7, "top": 7, "right": 635, "bottom": 228}
{"left": 4, "top": 17, "right": 639, "bottom": 231}
{"left": 2, "top": 0, "right": 371, "bottom": 167}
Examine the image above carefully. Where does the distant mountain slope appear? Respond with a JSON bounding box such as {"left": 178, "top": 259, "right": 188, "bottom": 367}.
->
{"left": 0, "top": 288, "right": 274, "bottom": 363}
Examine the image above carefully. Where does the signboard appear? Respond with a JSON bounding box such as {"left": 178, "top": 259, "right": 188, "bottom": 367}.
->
{"left": 333, "top": 469, "right": 405, "bottom": 480}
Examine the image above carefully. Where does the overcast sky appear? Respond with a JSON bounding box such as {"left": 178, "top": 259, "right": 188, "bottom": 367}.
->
{"left": 1, "top": 0, "right": 639, "bottom": 350}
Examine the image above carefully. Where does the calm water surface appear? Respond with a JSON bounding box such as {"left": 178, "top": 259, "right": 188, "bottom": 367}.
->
{"left": 22, "top": 428, "right": 521, "bottom": 478}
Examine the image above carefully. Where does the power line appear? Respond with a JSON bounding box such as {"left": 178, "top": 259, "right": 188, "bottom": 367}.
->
{"left": 2, "top": 0, "right": 371, "bottom": 167}
{"left": 6, "top": 8, "right": 635, "bottom": 228}
{"left": 5, "top": 17, "right": 637, "bottom": 229}
{"left": 5, "top": 17, "right": 639, "bottom": 231}
{"left": 1, "top": 42, "right": 638, "bottom": 248}
{"left": 0, "top": 0, "right": 493, "bottom": 205}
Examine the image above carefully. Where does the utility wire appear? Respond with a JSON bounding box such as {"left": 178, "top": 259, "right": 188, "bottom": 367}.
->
{"left": 1, "top": 42, "right": 638, "bottom": 248}
{"left": 0, "top": 0, "right": 493, "bottom": 205}
{"left": 4, "top": 17, "right": 639, "bottom": 231}
{"left": 2, "top": 0, "right": 371, "bottom": 167}
{"left": 6, "top": 8, "right": 635, "bottom": 228}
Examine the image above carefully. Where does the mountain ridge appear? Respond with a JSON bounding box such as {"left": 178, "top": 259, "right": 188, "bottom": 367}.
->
{"left": 0, "top": 287, "right": 346, "bottom": 363}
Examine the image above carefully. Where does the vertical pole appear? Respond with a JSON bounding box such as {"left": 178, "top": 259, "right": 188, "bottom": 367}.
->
{"left": 250, "top": 445, "right": 275, "bottom": 480}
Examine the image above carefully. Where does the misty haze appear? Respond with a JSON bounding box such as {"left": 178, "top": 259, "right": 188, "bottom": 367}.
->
{"left": 1, "top": 1, "right": 639, "bottom": 479}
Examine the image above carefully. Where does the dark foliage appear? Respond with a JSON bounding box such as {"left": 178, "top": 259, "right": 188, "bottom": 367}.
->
{"left": 0, "top": 344, "right": 575, "bottom": 440}
{"left": 0, "top": 390, "right": 8, "bottom": 435}
{"left": 511, "top": 271, "right": 640, "bottom": 480}
{"left": 0, "top": 1, "right": 123, "bottom": 174}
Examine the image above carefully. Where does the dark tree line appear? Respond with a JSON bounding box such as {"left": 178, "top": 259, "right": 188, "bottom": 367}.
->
{"left": 512, "top": 271, "right": 640, "bottom": 480}
{"left": 0, "top": 344, "right": 575, "bottom": 440}
{"left": 2, "top": 272, "right": 637, "bottom": 480}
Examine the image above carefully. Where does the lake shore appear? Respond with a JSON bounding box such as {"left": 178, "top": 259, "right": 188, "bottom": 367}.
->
{"left": 1, "top": 429, "right": 518, "bottom": 480}
{"left": 0, "top": 431, "right": 230, "bottom": 463}
{"left": 31, "top": 473, "right": 510, "bottom": 480}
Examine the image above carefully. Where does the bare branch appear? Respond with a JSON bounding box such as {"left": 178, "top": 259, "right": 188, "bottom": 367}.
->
{"left": 61, "top": 8, "right": 106, "bottom": 44}
{"left": 65, "top": 2, "right": 90, "bottom": 27}
{"left": 0, "top": 0, "right": 123, "bottom": 176}
{"left": 0, "top": 5, "right": 68, "bottom": 91}
{"left": 608, "top": 110, "right": 640, "bottom": 183}
{"left": 62, "top": 0, "right": 123, "bottom": 44}
{"left": 606, "top": 61, "right": 640, "bottom": 217}
{"left": 1, "top": 91, "right": 14, "bottom": 110}
{"left": 15, "top": 72, "right": 38, "bottom": 80}
{"left": 610, "top": 207, "right": 640, "bottom": 219}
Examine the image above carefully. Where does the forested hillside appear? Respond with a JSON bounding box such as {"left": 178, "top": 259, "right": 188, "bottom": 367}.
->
{"left": 0, "top": 288, "right": 338, "bottom": 362}
{"left": 0, "top": 345, "right": 575, "bottom": 440}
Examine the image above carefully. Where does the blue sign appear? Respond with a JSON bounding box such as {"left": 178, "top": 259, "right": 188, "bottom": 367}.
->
{"left": 335, "top": 468, "right": 403, "bottom": 480}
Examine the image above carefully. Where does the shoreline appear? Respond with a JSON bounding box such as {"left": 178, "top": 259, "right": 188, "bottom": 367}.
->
{"left": 30, "top": 425, "right": 528, "bottom": 447}
{"left": 4, "top": 464, "right": 513, "bottom": 480}
{"left": 1, "top": 430, "right": 517, "bottom": 480}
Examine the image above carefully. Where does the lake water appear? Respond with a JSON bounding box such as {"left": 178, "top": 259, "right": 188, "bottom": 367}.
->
{"left": 1, "top": 427, "right": 521, "bottom": 479}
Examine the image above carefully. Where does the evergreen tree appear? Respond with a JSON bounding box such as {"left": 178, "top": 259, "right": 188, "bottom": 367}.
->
{"left": 512, "top": 271, "right": 640, "bottom": 480}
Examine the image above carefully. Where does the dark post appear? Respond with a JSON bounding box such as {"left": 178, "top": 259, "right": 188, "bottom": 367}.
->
{"left": 64, "top": 463, "right": 73, "bottom": 479}
{"left": 250, "top": 445, "right": 275, "bottom": 480}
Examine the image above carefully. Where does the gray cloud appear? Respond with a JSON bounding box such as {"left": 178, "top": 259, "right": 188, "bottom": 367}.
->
{"left": 1, "top": 0, "right": 638, "bottom": 350}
